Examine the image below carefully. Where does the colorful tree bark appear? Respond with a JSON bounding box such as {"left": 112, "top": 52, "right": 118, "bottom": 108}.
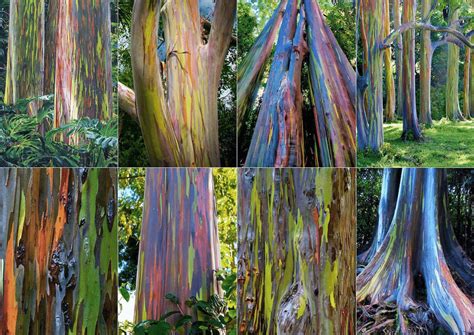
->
{"left": 238, "top": 168, "right": 355, "bottom": 334}
{"left": 305, "top": 0, "right": 356, "bottom": 167}
{"left": 4, "top": 0, "right": 45, "bottom": 115}
{"left": 471, "top": 35, "right": 474, "bottom": 116}
{"left": 445, "top": 2, "right": 464, "bottom": 121}
{"left": 464, "top": 45, "right": 471, "bottom": 119}
{"left": 420, "top": 0, "right": 433, "bottom": 126}
{"left": 237, "top": 0, "right": 288, "bottom": 132}
{"left": 357, "top": 0, "right": 385, "bottom": 151}
{"left": 0, "top": 168, "right": 117, "bottom": 334}
{"left": 400, "top": 0, "right": 422, "bottom": 140}
{"left": 134, "top": 169, "right": 221, "bottom": 323}
{"left": 54, "top": 0, "right": 113, "bottom": 130}
{"left": 392, "top": 0, "right": 403, "bottom": 118}
{"left": 383, "top": 0, "right": 395, "bottom": 121}
{"left": 357, "top": 168, "right": 400, "bottom": 265}
{"left": 131, "top": 0, "right": 236, "bottom": 166}
{"left": 357, "top": 168, "right": 473, "bottom": 334}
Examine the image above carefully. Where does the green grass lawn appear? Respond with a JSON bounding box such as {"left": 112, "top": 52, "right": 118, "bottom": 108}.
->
{"left": 357, "top": 120, "right": 474, "bottom": 167}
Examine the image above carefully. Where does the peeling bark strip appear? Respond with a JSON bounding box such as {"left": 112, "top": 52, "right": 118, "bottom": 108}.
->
{"left": 0, "top": 168, "right": 117, "bottom": 335}
{"left": 131, "top": 0, "right": 236, "bottom": 167}
{"left": 54, "top": 0, "right": 113, "bottom": 128}
{"left": 238, "top": 168, "right": 355, "bottom": 334}
{"left": 357, "top": 169, "right": 474, "bottom": 334}
{"left": 135, "top": 169, "right": 221, "bottom": 323}
{"left": 4, "top": 0, "right": 45, "bottom": 115}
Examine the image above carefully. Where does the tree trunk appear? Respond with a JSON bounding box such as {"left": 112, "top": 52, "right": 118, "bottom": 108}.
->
{"left": 131, "top": 0, "right": 236, "bottom": 167}
{"left": 470, "top": 35, "right": 474, "bottom": 116}
{"left": 238, "top": 168, "right": 355, "bottom": 334}
{"left": 401, "top": 0, "right": 422, "bottom": 140}
{"left": 393, "top": 0, "right": 403, "bottom": 118}
{"left": 54, "top": 0, "right": 113, "bottom": 132}
{"left": 305, "top": 0, "right": 356, "bottom": 166}
{"left": 357, "top": 168, "right": 473, "bottom": 334}
{"left": 358, "top": 168, "right": 401, "bottom": 265}
{"left": 464, "top": 46, "right": 471, "bottom": 119}
{"left": 420, "top": 0, "right": 433, "bottom": 126}
{"left": 118, "top": 82, "right": 137, "bottom": 123}
{"left": 0, "top": 168, "right": 117, "bottom": 335}
{"left": 4, "top": 0, "right": 45, "bottom": 115}
{"left": 134, "top": 169, "right": 221, "bottom": 323}
{"left": 445, "top": 3, "right": 463, "bottom": 121}
{"left": 44, "top": 0, "right": 58, "bottom": 95}
{"left": 237, "top": 0, "right": 288, "bottom": 132}
{"left": 244, "top": 0, "right": 299, "bottom": 167}
{"left": 358, "top": 0, "right": 385, "bottom": 151}
{"left": 383, "top": 0, "right": 395, "bottom": 121}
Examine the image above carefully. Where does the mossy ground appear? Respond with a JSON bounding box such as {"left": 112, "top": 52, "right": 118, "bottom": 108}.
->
{"left": 358, "top": 120, "right": 474, "bottom": 167}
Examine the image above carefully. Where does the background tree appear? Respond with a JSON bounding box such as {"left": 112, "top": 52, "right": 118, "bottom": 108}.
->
{"left": 238, "top": 168, "right": 355, "bottom": 334}
{"left": 357, "top": 168, "right": 473, "bottom": 333}
{"left": 383, "top": 0, "right": 395, "bottom": 121}
{"left": 130, "top": 0, "right": 236, "bottom": 167}
{"left": 0, "top": 168, "right": 117, "bottom": 334}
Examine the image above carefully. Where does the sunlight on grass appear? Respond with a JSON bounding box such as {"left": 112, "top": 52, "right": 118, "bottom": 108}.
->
{"left": 358, "top": 120, "right": 474, "bottom": 167}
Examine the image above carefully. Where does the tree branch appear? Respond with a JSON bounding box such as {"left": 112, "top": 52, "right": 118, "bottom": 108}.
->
{"left": 382, "top": 22, "right": 474, "bottom": 49}
{"left": 118, "top": 82, "right": 137, "bottom": 123}
{"left": 207, "top": 0, "right": 237, "bottom": 67}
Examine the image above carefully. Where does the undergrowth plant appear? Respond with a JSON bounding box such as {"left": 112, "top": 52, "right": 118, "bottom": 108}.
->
{"left": 0, "top": 95, "right": 118, "bottom": 167}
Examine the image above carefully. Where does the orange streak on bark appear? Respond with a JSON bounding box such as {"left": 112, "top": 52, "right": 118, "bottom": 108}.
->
{"left": 53, "top": 169, "right": 70, "bottom": 249}
{"left": 5, "top": 226, "right": 18, "bottom": 334}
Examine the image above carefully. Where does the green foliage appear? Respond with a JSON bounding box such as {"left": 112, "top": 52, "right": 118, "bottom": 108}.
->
{"left": 133, "top": 278, "right": 237, "bottom": 335}
{"left": 358, "top": 121, "right": 474, "bottom": 167}
{"left": 356, "top": 169, "right": 383, "bottom": 252}
{"left": 0, "top": 95, "right": 118, "bottom": 167}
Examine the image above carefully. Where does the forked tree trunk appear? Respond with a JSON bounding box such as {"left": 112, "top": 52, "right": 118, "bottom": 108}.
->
{"left": 445, "top": 2, "right": 464, "bottom": 121}
{"left": 383, "top": 0, "right": 395, "bottom": 121}
{"left": 4, "top": 0, "right": 45, "bottom": 115}
{"left": 358, "top": 0, "right": 385, "bottom": 151}
{"left": 420, "top": 0, "right": 433, "bottom": 126}
{"left": 401, "top": 0, "right": 422, "bottom": 140}
{"left": 0, "top": 168, "right": 117, "bottom": 334}
{"left": 357, "top": 168, "right": 473, "bottom": 334}
{"left": 358, "top": 168, "right": 400, "bottom": 265}
{"left": 238, "top": 168, "right": 355, "bottom": 334}
{"left": 54, "top": 0, "right": 113, "bottom": 131}
{"left": 131, "top": 0, "right": 236, "bottom": 166}
{"left": 134, "top": 169, "right": 221, "bottom": 323}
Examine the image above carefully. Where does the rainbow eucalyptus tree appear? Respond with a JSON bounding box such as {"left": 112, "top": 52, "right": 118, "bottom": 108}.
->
{"left": 134, "top": 169, "right": 221, "bottom": 323}
{"left": 0, "top": 168, "right": 117, "bottom": 334}
{"left": 383, "top": 0, "right": 395, "bottom": 121}
{"left": 131, "top": 1, "right": 236, "bottom": 167}
{"left": 392, "top": 0, "right": 403, "bottom": 118}
{"left": 357, "top": 168, "right": 473, "bottom": 334}
{"left": 420, "top": 0, "right": 434, "bottom": 126}
{"left": 243, "top": 0, "right": 355, "bottom": 167}
{"left": 238, "top": 168, "right": 355, "bottom": 334}
{"left": 445, "top": 0, "right": 464, "bottom": 121}
{"left": 357, "top": 0, "right": 385, "bottom": 151}
{"left": 464, "top": 43, "right": 471, "bottom": 119}
{"left": 4, "top": 0, "right": 45, "bottom": 115}
{"left": 3, "top": 0, "right": 113, "bottom": 141}
{"left": 54, "top": 1, "right": 113, "bottom": 130}
{"left": 471, "top": 35, "right": 474, "bottom": 116}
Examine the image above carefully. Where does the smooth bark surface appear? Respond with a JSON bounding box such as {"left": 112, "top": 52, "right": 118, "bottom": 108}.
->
{"left": 383, "top": 0, "right": 395, "bottom": 121}
{"left": 134, "top": 169, "right": 221, "bottom": 323}
{"left": 238, "top": 168, "right": 355, "bottom": 334}
{"left": 54, "top": 0, "right": 113, "bottom": 130}
{"left": 420, "top": 0, "right": 433, "bottom": 125}
{"left": 0, "top": 168, "right": 117, "bottom": 334}
{"left": 131, "top": 0, "right": 236, "bottom": 166}
{"left": 357, "top": 169, "right": 473, "bottom": 334}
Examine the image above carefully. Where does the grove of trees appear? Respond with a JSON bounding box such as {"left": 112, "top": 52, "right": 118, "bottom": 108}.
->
{"left": 357, "top": 168, "right": 473, "bottom": 333}
{"left": 358, "top": 0, "right": 474, "bottom": 152}
{"left": 0, "top": 168, "right": 117, "bottom": 334}
{"left": 238, "top": 168, "right": 355, "bottom": 334}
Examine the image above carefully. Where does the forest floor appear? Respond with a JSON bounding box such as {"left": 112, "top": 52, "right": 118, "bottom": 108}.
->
{"left": 358, "top": 120, "right": 474, "bottom": 167}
